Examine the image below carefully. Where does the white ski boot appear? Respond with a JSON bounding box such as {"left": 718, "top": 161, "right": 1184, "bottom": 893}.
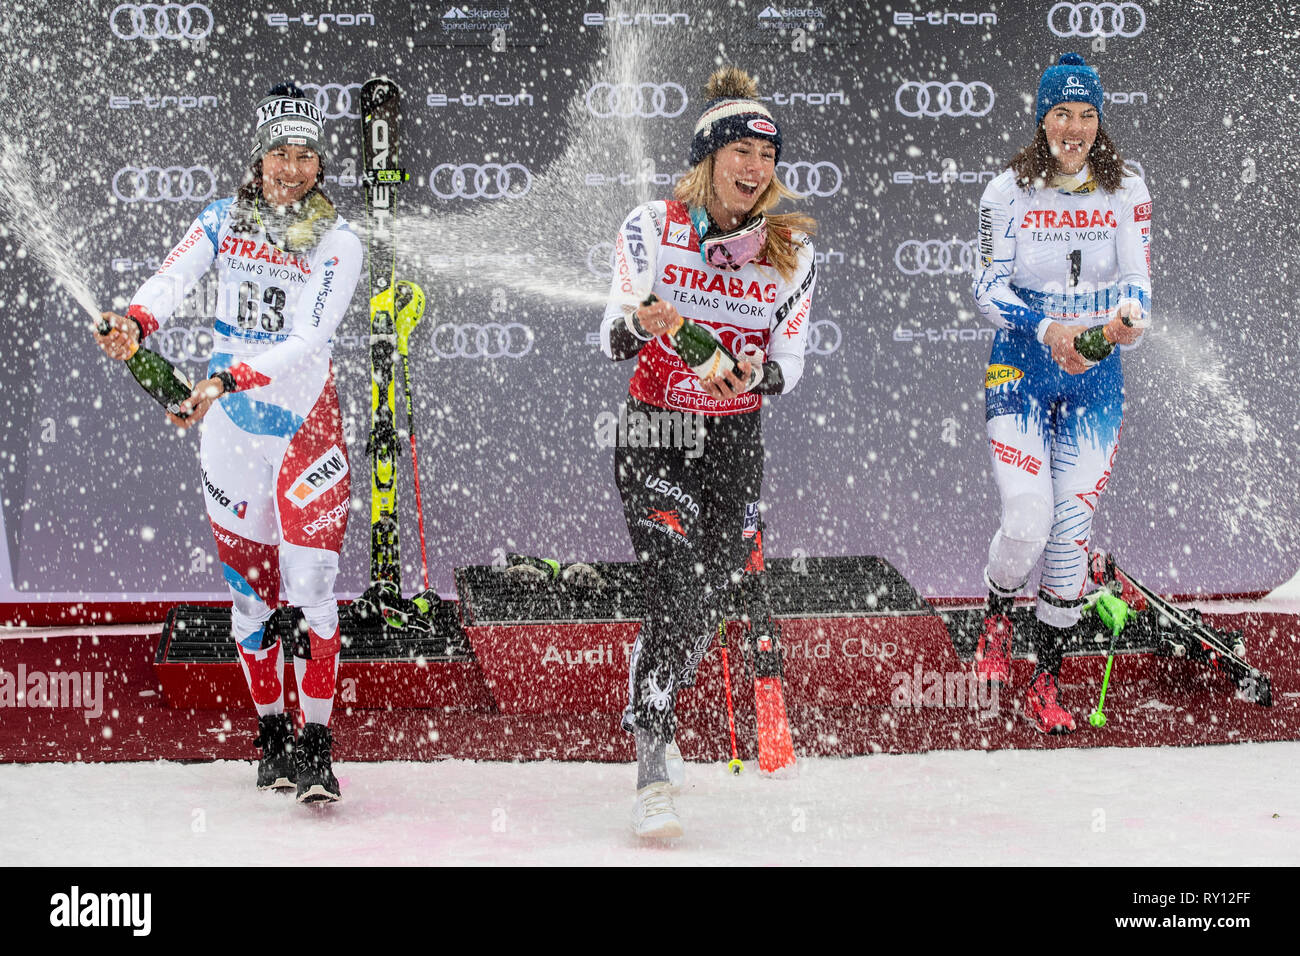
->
{"left": 632, "top": 781, "right": 683, "bottom": 839}
{"left": 664, "top": 739, "right": 685, "bottom": 792}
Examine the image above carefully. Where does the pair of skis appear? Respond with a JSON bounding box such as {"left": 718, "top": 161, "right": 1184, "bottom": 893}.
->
{"left": 1089, "top": 550, "right": 1272, "bottom": 708}
{"left": 358, "top": 77, "right": 434, "bottom": 627}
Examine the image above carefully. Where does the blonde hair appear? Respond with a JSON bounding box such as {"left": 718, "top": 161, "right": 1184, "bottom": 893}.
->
{"left": 674, "top": 153, "right": 816, "bottom": 282}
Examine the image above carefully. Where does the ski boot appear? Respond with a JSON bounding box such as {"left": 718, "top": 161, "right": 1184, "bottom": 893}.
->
{"left": 974, "top": 608, "right": 1014, "bottom": 687}
{"left": 1026, "top": 671, "right": 1076, "bottom": 734}
{"left": 664, "top": 738, "right": 684, "bottom": 793}
{"left": 295, "top": 722, "right": 341, "bottom": 804}
{"left": 631, "top": 781, "right": 682, "bottom": 839}
{"left": 255, "top": 712, "right": 296, "bottom": 791}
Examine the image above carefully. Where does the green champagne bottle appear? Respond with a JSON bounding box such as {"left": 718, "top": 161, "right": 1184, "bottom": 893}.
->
{"left": 1073, "top": 324, "right": 1115, "bottom": 362}
{"left": 97, "top": 318, "right": 194, "bottom": 417}
{"left": 642, "top": 294, "right": 737, "bottom": 382}
{"left": 1073, "top": 312, "right": 1136, "bottom": 363}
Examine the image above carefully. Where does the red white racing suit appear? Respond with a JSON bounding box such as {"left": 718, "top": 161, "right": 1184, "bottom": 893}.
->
{"left": 128, "top": 196, "right": 361, "bottom": 718}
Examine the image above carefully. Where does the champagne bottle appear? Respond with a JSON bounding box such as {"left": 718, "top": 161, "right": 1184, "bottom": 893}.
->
{"left": 642, "top": 295, "right": 737, "bottom": 383}
{"left": 1073, "top": 314, "right": 1134, "bottom": 364}
{"left": 1073, "top": 324, "right": 1115, "bottom": 362}
{"left": 97, "top": 318, "right": 194, "bottom": 417}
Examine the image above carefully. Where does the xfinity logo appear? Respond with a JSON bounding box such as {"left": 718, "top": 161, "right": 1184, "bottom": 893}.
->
{"left": 110, "top": 94, "right": 218, "bottom": 111}
{"left": 582, "top": 11, "right": 690, "bottom": 26}
{"left": 427, "top": 91, "right": 533, "bottom": 107}
{"left": 264, "top": 11, "right": 375, "bottom": 27}
{"left": 893, "top": 10, "right": 997, "bottom": 26}
{"left": 50, "top": 886, "right": 150, "bottom": 936}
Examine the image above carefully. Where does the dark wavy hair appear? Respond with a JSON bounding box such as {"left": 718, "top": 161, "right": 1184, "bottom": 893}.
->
{"left": 230, "top": 155, "right": 330, "bottom": 234}
{"left": 1008, "top": 125, "right": 1127, "bottom": 193}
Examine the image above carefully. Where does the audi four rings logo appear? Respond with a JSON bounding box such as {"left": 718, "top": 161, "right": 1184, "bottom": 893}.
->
{"left": 112, "top": 165, "right": 216, "bottom": 203}
{"left": 301, "top": 83, "right": 363, "bottom": 120}
{"left": 805, "top": 320, "right": 842, "bottom": 356}
{"left": 154, "top": 327, "right": 214, "bottom": 364}
{"left": 778, "top": 161, "right": 842, "bottom": 197}
{"left": 110, "top": 3, "right": 214, "bottom": 40}
{"left": 1048, "top": 2, "right": 1145, "bottom": 37}
{"left": 895, "top": 81, "right": 995, "bottom": 118}
{"left": 894, "top": 239, "right": 980, "bottom": 275}
{"left": 432, "top": 323, "right": 534, "bottom": 358}
{"left": 430, "top": 163, "right": 533, "bottom": 200}
{"left": 585, "top": 82, "right": 688, "bottom": 118}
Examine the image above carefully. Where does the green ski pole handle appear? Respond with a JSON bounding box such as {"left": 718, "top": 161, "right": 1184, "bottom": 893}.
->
{"left": 1086, "top": 590, "right": 1130, "bottom": 728}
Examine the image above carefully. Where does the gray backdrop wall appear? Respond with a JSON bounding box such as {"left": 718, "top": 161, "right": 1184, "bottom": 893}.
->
{"left": 0, "top": 0, "right": 1296, "bottom": 603}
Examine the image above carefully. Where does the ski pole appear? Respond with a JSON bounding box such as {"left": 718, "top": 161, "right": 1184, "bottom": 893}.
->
{"left": 718, "top": 621, "right": 743, "bottom": 775}
{"left": 1086, "top": 590, "right": 1130, "bottom": 728}
{"left": 394, "top": 280, "right": 431, "bottom": 594}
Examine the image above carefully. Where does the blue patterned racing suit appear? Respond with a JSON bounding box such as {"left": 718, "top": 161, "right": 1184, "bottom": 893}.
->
{"left": 971, "top": 165, "right": 1151, "bottom": 629}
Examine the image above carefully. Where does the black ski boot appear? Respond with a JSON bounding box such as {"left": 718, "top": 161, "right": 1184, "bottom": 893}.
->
{"left": 255, "top": 712, "right": 296, "bottom": 791}
{"left": 295, "top": 722, "right": 341, "bottom": 804}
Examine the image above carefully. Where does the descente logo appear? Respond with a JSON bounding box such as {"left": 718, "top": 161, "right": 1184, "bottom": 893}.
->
{"left": 50, "top": 886, "right": 151, "bottom": 936}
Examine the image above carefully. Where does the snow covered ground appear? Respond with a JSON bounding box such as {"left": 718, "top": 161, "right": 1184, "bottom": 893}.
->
{"left": 2, "top": 743, "right": 1296, "bottom": 866}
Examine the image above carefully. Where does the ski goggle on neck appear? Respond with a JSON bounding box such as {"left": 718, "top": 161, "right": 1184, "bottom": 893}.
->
{"left": 689, "top": 207, "right": 768, "bottom": 270}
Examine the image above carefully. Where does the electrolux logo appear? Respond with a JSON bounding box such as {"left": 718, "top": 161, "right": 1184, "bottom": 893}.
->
{"left": 264, "top": 11, "right": 375, "bottom": 28}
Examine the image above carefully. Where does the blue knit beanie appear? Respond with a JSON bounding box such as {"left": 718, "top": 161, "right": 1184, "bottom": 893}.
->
{"left": 689, "top": 98, "right": 782, "bottom": 167}
{"left": 1036, "top": 53, "right": 1104, "bottom": 126}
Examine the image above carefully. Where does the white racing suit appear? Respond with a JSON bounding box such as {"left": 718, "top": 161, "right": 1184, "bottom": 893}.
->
{"left": 127, "top": 196, "right": 361, "bottom": 723}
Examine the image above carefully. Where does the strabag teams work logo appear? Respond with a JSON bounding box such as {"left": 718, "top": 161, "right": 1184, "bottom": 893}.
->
{"left": 50, "top": 886, "right": 151, "bottom": 936}
{"left": 284, "top": 445, "right": 348, "bottom": 508}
